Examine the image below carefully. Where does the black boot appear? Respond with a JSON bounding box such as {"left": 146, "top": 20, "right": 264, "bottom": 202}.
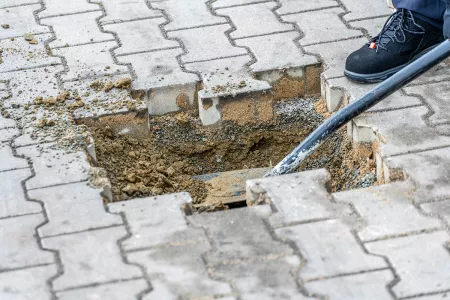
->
{"left": 345, "top": 9, "right": 444, "bottom": 83}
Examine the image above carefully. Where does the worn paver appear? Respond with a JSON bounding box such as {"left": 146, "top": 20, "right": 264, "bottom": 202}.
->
{"left": 366, "top": 231, "right": 450, "bottom": 298}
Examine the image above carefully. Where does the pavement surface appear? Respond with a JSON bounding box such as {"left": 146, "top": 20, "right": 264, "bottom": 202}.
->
{"left": 0, "top": 0, "right": 450, "bottom": 299}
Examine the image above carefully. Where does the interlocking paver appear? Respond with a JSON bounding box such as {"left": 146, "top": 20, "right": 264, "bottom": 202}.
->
{"left": 283, "top": 8, "right": 362, "bottom": 45}
{"left": 366, "top": 231, "right": 450, "bottom": 298}
{"left": 0, "top": 66, "right": 63, "bottom": 108}
{"left": 0, "top": 214, "right": 54, "bottom": 270}
{"left": 108, "top": 193, "right": 203, "bottom": 251}
{"left": 0, "top": 127, "right": 20, "bottom": 142}
{"left": 216, "top": 2, "right": 293, "bottom": 39}
{"left": 305, "top": 270, "right": 395, "bottom": 300}
{"left": 304, "top": 37, "right": 367, "bottom": 80}
{"left": 53, "top": 41, "right": 128, "bottom": 81}
{"left": 247, "top": 170, "right": 350, "bottom": 228}
{"left": 57, "top": 279, "right": 149, "bottom": 300}
{"left": 212, "top": 255, "right": 311, "bottom": 300}
{"left": 0, "top": 33, "right": 60, "bottom": 73}
{"left": 334, "top": 181, "right": 442, "bottom": 242}
{"left": 384, "top": 148, "right": 450, "bottom": 202}
{"left": 17, "top": 144, "right": 91, "bottom": 190}
{"left": 128, "top": 242, "right": 233, "bottom": 299}
{"left": 93, "top": 0, "right": 162, "bottom": 25}
{"left": 188, "top": 206, "right": 294, "bottom": 265}
{"left": 405, "top": 81, "right": 450, "bottom": 125}
{"left": 0, "top": 265, "right": 56, "bottom": 300}
{"left": 349, "top": 16, "right": 388, "bottom": 37}
{"left": 340, "top": 0, "right": 393, "bottom": 21}
{"left": 277, "top": 0, "right": 338, "bottom": 15}
{"left": 354, "top": 106, "right": 450, "bottom": 156}
{"left": 236, "top": 31, "right": 318, "bottom": 73}
{"left": 421, "top": 200, "right": 450, "bottom": 226}
{"left": 0, "top": 5, "right": 50, "bottom": 39}
{"left": 29, "top": 182, "right": 122, "bottom": 237}
{"left": 168, "top": 24, "right": 248, "bottom": 63}
{"left": 0, "top": 143, "right": 29, "bottom": 171}
{"left": 0, "top": 168, "right": 41, "bottom": 218}
{"left": 39, "top": 0, "right": 100, "bottom": 18}
{"left": 276, "top": 219, "right": 387, "bottom": 281}
{"left": 151, "top": 0, "right": 227, "bottom": 31}
{"left": 42, "top": 226, "right": 142, "bottom": 291}
{"left": 43, "top": 12, "right": 114, "bottom": 48}
{"left": 104, "top": 18, "right": 179, "bottom": 56}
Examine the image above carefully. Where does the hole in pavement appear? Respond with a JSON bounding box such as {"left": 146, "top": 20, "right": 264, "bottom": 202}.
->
{"left": 81, "top": 96, "right": 378, "bottom": 213}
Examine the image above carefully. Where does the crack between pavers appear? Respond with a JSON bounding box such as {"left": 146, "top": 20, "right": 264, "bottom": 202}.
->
{"left": 53, "top": 276, "right": 145, "bottom": 293}
{"left": 165, "top": 21, "right": 230, "bottom": 32}
{"left": 304, "top": 267, "right": 392, "bottom": 283}
{"left": 39, "top": 9, "right": 103, "bottom": 20}
{"left": 40, "top": 223, "right": 124, "bottom": 240}
{"left": 100, "top": 15, "right": 165, "bottom": 26}
{"left": 60, "top": 71, "right": 130, "bottom": 83}
{"left": 386, "top": 144, "right": 450, "bottom": 158}
{"left": 399, "top": 289, "right": 450, "bottom": 300}
{"left": 0, "top": 262, "right": 56, "bottom": 274}
{"left": 26, "top": 179, "right": 89, "bottom": 191}
{"left": 0, "top": 63, "right": 63, "bottom": 74}
{"left": 115, "top": 46, "right": 181, "bottom": 57}
{"left": 50, "top": 39, "right": 117, "bottom": 50}
{"left": 0, "top": 211, "right": 42, "bottom": 221}
{"left": 0, "top": 2, "right": 41, "bottom": 10}
{"left": 279, "top": 5, "right": 341, "bottom": 16}
{"left": 346, "top": 13, "right": 394, "bottom": 23}
{"left": 362, "top": 227, "right": 444, "bottom": 244}
{"left": 301, "top": 35, "right": 365, "bottom": 47}
{"left": 183, "top": 53, "right": 249, "bottom": 65}
{"left": 233, "top": 29, "right": 298, "bottom": 41}
{"left": 333, "top": 0, "right": 373, "bottom": 41}
{"left": 213, "top": 0, "right": 273, "bottom": 10}
{"left": 406, "top": 77, "right": 450, "bottom": 87}
{"left": 0, "top": 166, "right": 30, "bottom": 173}
{"left": 0, "top": 31, "right": 52, "bottom": 41}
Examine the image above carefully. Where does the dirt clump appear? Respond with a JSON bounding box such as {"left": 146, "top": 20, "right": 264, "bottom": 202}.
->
{"left": 88, "top": 98, "right": 377, "bottom": 209}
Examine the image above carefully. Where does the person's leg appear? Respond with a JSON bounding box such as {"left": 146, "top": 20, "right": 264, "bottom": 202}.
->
{"left": 393, "top": 0, "right": 446, "bottom": 29}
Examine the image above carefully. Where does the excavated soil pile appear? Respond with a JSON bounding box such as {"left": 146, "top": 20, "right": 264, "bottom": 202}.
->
{"left": 85, "top": 98, "right": 377, "bottom": 209}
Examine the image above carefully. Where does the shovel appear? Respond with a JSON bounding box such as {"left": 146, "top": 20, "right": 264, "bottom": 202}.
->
{"left": 265, "top": 39, "right": 450, "bottom": 177}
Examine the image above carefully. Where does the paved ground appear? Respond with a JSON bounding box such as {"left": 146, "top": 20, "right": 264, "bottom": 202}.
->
{"left": 0, "top": 0, "right": 450, "bottom": 299}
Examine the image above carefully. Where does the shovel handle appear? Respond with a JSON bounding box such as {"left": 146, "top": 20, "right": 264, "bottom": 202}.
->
{"left": 265, "top": 39, "right": 450, "bottom": 177}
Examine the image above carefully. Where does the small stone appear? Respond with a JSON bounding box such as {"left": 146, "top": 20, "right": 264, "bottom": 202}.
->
{"left": 167, "top": 166, "right": 175, "bottom": 177}
{"left": 126, "top": 173, "right": 136, "bottom": 183}
{"left": 33, "top": 96, "right": 43, "bottom": 105}
{"left": 103, "top": 81, "right": 114, "bottom": 92}
{"left": 1, "top": 24, "right": 10, "bottom": 29}
{"left": 24, "top": 33, "right": 34, "bottom": 41}
{"left": 114, "top": 78, "right": 132, "bottom": 89}
{"left": 43, "top": 97, "right": 56, "bottom": 106}
{"left": 56, "top": 91, "right": 70, "bottom": 102}
{"left": 29, "top": 39, "right": 38, "bottom": 45}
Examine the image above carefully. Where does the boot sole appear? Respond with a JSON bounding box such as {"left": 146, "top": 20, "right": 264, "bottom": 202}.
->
{"left": 344, "top": 44, "right": 440, "bottom": 84}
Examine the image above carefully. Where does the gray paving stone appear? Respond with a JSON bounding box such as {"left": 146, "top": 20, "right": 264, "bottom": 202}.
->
{"left": 276, "top": 219, "right": 387, "bottom": 281}
{"left": 39, "top": 0, "right": 100, "bottom": 18}
{"left": 217, "top": 2, "right": 293, "bottom": 39}
{"left": 304, "top": 37, "right": 367, "bottom": 80}
{"left": 211, "top": 0, "right": 265, "bottom": 9}
{"left": 119, "top": 48, "right": 199, "bottom": 90}
{"left": 277, "top": 0, "right": 339, "bottom": 15}
{"left": 212, "top": 255, "right": 311, "bottom": 300}
{"left": 305, "top": 270, "right": 395, "bottom": 300}
{"left": 384, "top": 148, "right": 450, "bottom": 202}
{"left": 17, "top": 144, "right": 91, "bottom": 190}
{"left": 340, "top": 0, "right": 393, "bottom": 21}
{"left": 108, "top": 193, "right": 201, "bottom": 251}
{"left": 349, "top": 16, "right": 388, "bottom": 37}
{"left": 0, "top": 168, "right": 41, "bottom": 218}
{"left": 409, "top": 61, "right": 450, "bottom": 85}
{"left": 283, "top": 8, "right": 362, "bottom": 45}
{"left": 57, "top": 279, "right": 148, "bottom": 300}
{"left": 188, "top": 206, "right": 294, "bottom": 265}
{"left": 42, "top": 226, "right": 142, "bottom": 291}
{"left": 143, "top": 279, "right": 178, "bottom": 300}
{"left": 0, "top": 265, "right": 56, "bottom": 300}
{"left": 405, "top": 81, "right": 450, "bottom": 126}
{"left": 0, "top": 66, "right": 62, "bottom": 108}
{"left": 421, "top": 200, "right": 450, "bottom": 226}
{"left": 354, "top": 106, "right": 450, "bottom": 157}
{"left": 128, "top": 242, "right": 233, "bottom": 299}
{"left": 334, "top": 181, "right": 442, "bottom": 242}
{"left": 43, "top": 12, "right": 114, "bottom": 48}
{"left": 0, "top": 143, "right": 29, "bottom": 172}
{"left": 247, "top": 170, "right": 350, "bottom": 228}
{"left": 0, "top": 127, "right": 19, "bottom": 142}
{"left": 0, "top": 5, "right": 50, "bottom": 39}
{"left": 366, "top": 231, "right": 450, "bottom": 298}
{"left": 0, "top": 33, "right": 61, "bottom": 73}
{"left": 29, "top": 182, "right": 122, "bottom": 237}
{"left": 325, "top": 77, "right": 422, "bottom": 112}
{"left": 0, "top": 115, "right": 16, "bottom": 129}
{"left": 236, "top": 31, "right": 318, "bottom": 73}
{"left": 53, "top": 41, "right": 128, "bottom": 81}
{"left": 104, "top": 18, "right": 178, "bottom": 56}
{"left": 0, "top": 214, "right": 54, "bottom": 271}
{"left": 151, "top": 0, "right": 227, "bottom": 31}
{"left": 94, "top": 0, "right": 162, "bottom": 25}
{"left": 168, "top": 24, "right": 248, "bottom": 63}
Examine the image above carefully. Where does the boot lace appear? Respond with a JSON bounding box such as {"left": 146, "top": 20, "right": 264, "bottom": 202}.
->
{"left": 371, "top": 9, "right": 426, "bottom": 52}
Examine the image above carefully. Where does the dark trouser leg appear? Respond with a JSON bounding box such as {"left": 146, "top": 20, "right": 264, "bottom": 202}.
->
{"left": 393, "top": 0, "right": 446, "bottom": 29}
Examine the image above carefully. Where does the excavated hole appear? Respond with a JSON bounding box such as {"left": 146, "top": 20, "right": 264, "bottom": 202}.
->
{"left": 81, "top": 97, "right": 377, "bottom": 212}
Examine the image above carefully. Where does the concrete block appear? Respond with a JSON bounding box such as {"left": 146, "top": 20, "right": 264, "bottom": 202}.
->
{"left": 29, "top": 182, "right": 122, "bottom": 237}
{"left": 0, "top": 214, "right": 54, "bottom": 270}
{"left": 147, "top": 83, "right": 197, "bottom": 115}
{"left": 366, "top": 231, "right": 450, "bottom": 298}
{"left": 283, "top": 8, "right": 362, "bottom": 45}
{"left": 105, "top": 18, "right": 179, "bottom": 56}
{"left": 42, "top": 226, "right": 142, "bottom": 291}
{"left": 276, "top": 219, "right": 387, "bottom": 281}
{"left": 0, "top": 5, "right": 50, "bottom": 39}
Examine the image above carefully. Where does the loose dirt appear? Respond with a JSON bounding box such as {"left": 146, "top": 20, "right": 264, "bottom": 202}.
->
{"left": 85, "top": 97, "right": 376, "bottom": 210}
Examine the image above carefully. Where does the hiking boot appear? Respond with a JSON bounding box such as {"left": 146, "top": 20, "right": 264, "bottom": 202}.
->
{"left": 345, "top": 9, "right": 444, "bottom": 83}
